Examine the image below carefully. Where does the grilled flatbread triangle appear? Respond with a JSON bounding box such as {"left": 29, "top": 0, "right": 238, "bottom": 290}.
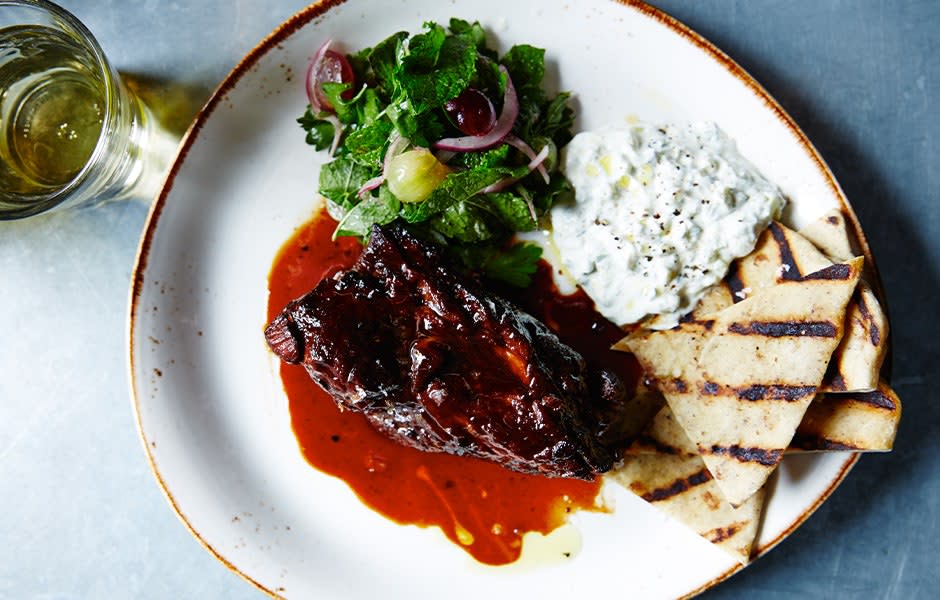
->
{"left": 686, "top": 221, "right": 887, "bottom": 393}
{"left": 610, "top": 453, "right": 765, "bottom": 564}
{"left": 792, "top": 380, "right": 901, "bottom": 451}
{"left": 625, "top": 256, "right": 863, "bottom": 507}
{"left": 610, "top": 381, "right": 899, "bottom": 563}
{"left": 798, "top": 209, "right": 855, "bottom": 264}
{"left": 623, "top": 401, "right": 701, "bottom": 456}
{"left": 692, "top": 256, "right": 864, "bottom": 505}
{"left": 819, "top": 282, "right": 888, "bottom": 392}
{"left": 625, "top": 380, "right": 901, "bottom": 456}
{"left": 797, "top": 213, "right": 888, "bottom": 393}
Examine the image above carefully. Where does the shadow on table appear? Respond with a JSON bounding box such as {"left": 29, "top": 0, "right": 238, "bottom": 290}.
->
{"left": 121, "top": 72, "right": 214, "bottom": 137}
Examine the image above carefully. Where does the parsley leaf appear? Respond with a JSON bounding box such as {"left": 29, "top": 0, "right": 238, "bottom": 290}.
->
{"left": 482, "top": 242, "right": 543, "bottom": 287}
{"left": 297, "top": 109, "right": 335, "bottom": 151}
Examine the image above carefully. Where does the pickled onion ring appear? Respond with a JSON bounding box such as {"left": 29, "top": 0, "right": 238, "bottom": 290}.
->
{"left": 504, "top": 134, "right": 550, "bottom": 184}
{"left": 305, "top": 40, "right": 334, "bottom": 113}
{"left": 357, "top": 175, "right": 386, "bottom": 197}
{"left": 480, "top": 144, "right": 550, "bottom": 194}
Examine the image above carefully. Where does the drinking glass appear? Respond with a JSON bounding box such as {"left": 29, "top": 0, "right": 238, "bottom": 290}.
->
{"left": 0, "top": 0, "right": 169, "bottom": 220}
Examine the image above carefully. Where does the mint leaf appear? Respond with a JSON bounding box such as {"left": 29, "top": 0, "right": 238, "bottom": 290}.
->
{"left": 344, "top": 119, "right": 393, "bottom": 166}
{"left": 471, "top": 54, "right": 503, "bottom": 96}
{"left": 399, "top": 168, "right": 511, "bottom": 223}
{"left": 357, "top": 87, "right": 385, "bottom": 124}
{"left": 367, "top": 31, "right": 408, "bottom": 96}
{"left": 450, "top": 144, "right": 509, "bottom": 170}
{"left": 430, "top": 201, "right": 498, "bottom": 242}
{"left": 335, "top": 188, "right": 401, "bottom": 238}
{"left": 405, "top": 22, "right": 446, "bottom": 70}
{"left": 533, "top": 92, "right": 575, "bottom": 147}
{"left": 448, "top": 18, "right": 487, "bottom": 51}
{"left": 480, "top": 191, "right": 538, "bottom": 231}
{"left": 318, "top": 157, "right": 374, "bottom": 209}
{"left": 401, "top": 33, "right": 476, "bottom": 110}
{"left": 501, "top": 45, "right": 545, "bottom": 90}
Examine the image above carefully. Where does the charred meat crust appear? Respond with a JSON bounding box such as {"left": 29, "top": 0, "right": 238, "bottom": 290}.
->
{"left": 265, "top": 224, "right": 621, "bottom": 479}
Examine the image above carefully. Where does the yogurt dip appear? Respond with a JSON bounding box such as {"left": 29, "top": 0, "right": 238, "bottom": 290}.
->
{"left": 552, "top": 122, "right": 786, "bottom": 329}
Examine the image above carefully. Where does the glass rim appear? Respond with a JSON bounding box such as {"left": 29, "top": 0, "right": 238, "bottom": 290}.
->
{"left": 0, "top": 0, "right": 120, "bottom": 212}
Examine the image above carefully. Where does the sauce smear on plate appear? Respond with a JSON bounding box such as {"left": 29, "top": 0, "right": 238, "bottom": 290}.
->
{"left": 266, "top": 210, "right": 637, "bottom": 565}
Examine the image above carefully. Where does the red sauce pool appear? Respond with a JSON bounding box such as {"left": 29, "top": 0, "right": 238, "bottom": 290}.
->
{"left": 266, "top": 211, "right": 639, "bottom": 565}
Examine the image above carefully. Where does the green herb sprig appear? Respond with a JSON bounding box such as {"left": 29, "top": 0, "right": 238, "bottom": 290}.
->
{"left": 299, "top": 18, "right": 574, "bottom": 287}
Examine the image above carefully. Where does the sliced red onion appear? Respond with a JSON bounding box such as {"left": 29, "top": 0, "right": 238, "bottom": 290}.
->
{"left": 323, "top": 113, "right": 343, "bottom": 157}
{"left": 384, "top": 131, "right": 409, "bottom": 173}
{"left": 504, "top": 134, "right": 549, "bottom": 184}
{"left": 480, "top": 143, "right": 550, "bottom": 194}
{"left": 356, "top": 132, "right": 411, "bottom": 197}
{"left": 518, "top": 186, "right": 538, "bottom": 223}
{"left": 357, "top": 174, "right": 385, "bottom": 197}
{"left": 305, "top": 40, "right": 334, "bottom": 114}
{"left": 432, "top": 65, "right": 518, "bottom": 152}
{"left": 434, "top": 150, "right": 456, "bottom": 164}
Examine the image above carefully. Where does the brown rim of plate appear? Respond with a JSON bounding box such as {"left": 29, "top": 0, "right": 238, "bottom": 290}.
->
{"left": 126, "top": 1, "right": 881, "bottom": 598}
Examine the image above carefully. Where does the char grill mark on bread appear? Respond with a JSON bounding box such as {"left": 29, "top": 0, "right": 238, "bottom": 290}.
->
{"left": 705, "top": 444, "right": 783, "bottom": 467}
{"left": 855, "top": 291, "right": 881, "bottom": 346}
{"left": 768, "top": 222, "right": 803, "bottom": 281}
{"left": 637, "top": 468, "right": 712, "bottom": 503}
{"left": 726, "top": 320, "right": 838, "bottom": 338}
{"left": 265, "top": 224, "right": 624, "bottom": 480}
{"left": 694, "top": 380, "right": 817, "bottom": 402}
{"left": 704, "top": 523, "right": 747, "bottom": 544}
{"left": 802, "top": 263, "right": 853, "bottom": 281}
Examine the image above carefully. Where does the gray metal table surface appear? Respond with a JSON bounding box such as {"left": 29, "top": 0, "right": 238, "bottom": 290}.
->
{"left": 0, "top": 1, "right": 935, "bottom": 598}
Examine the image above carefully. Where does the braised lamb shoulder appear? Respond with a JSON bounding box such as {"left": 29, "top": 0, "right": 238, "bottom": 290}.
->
{"left": 265, "top": 224, "right": 621, "bottom": 479}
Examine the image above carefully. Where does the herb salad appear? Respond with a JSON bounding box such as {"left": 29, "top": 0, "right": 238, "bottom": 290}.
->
{"left": 298, "top": 19, "right": 574, "bottom": 286}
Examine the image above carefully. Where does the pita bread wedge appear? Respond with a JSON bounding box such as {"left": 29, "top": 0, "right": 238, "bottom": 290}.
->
{"left": 798, "top": 209, "right": 856, "bottom": 263}
{"left": 735, "top": 221, "right": 833, "bottom": 291}
{"left": 629, "top": 387, "right": 900, "bottom": 455}
{"left": 686, "top": 221, "right": 887, "bottom": 393}
{"left": 624, "top": 257, "right": 864, "bottom": 507}
{"left": 610, "top": 453, "right": 765, "bottom": 564}
{"left": 623, "top": 401, "right": 700, "bottom": 457}
{"left": 797, "top": 213, "right": 888, "bottom": 393}
{"left": 684, "top": 222, "right": 834, "bottom": 320}
{"left": 819, "top": 282, "right": 888, "bottom": 392}
{"left": 792, "top": 380, "right": 901, "bottom": 451}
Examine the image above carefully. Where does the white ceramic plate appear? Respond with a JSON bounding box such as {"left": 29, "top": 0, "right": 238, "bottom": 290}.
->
{"left": 129, "top": 1, "right": 873, "bottom": 597}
